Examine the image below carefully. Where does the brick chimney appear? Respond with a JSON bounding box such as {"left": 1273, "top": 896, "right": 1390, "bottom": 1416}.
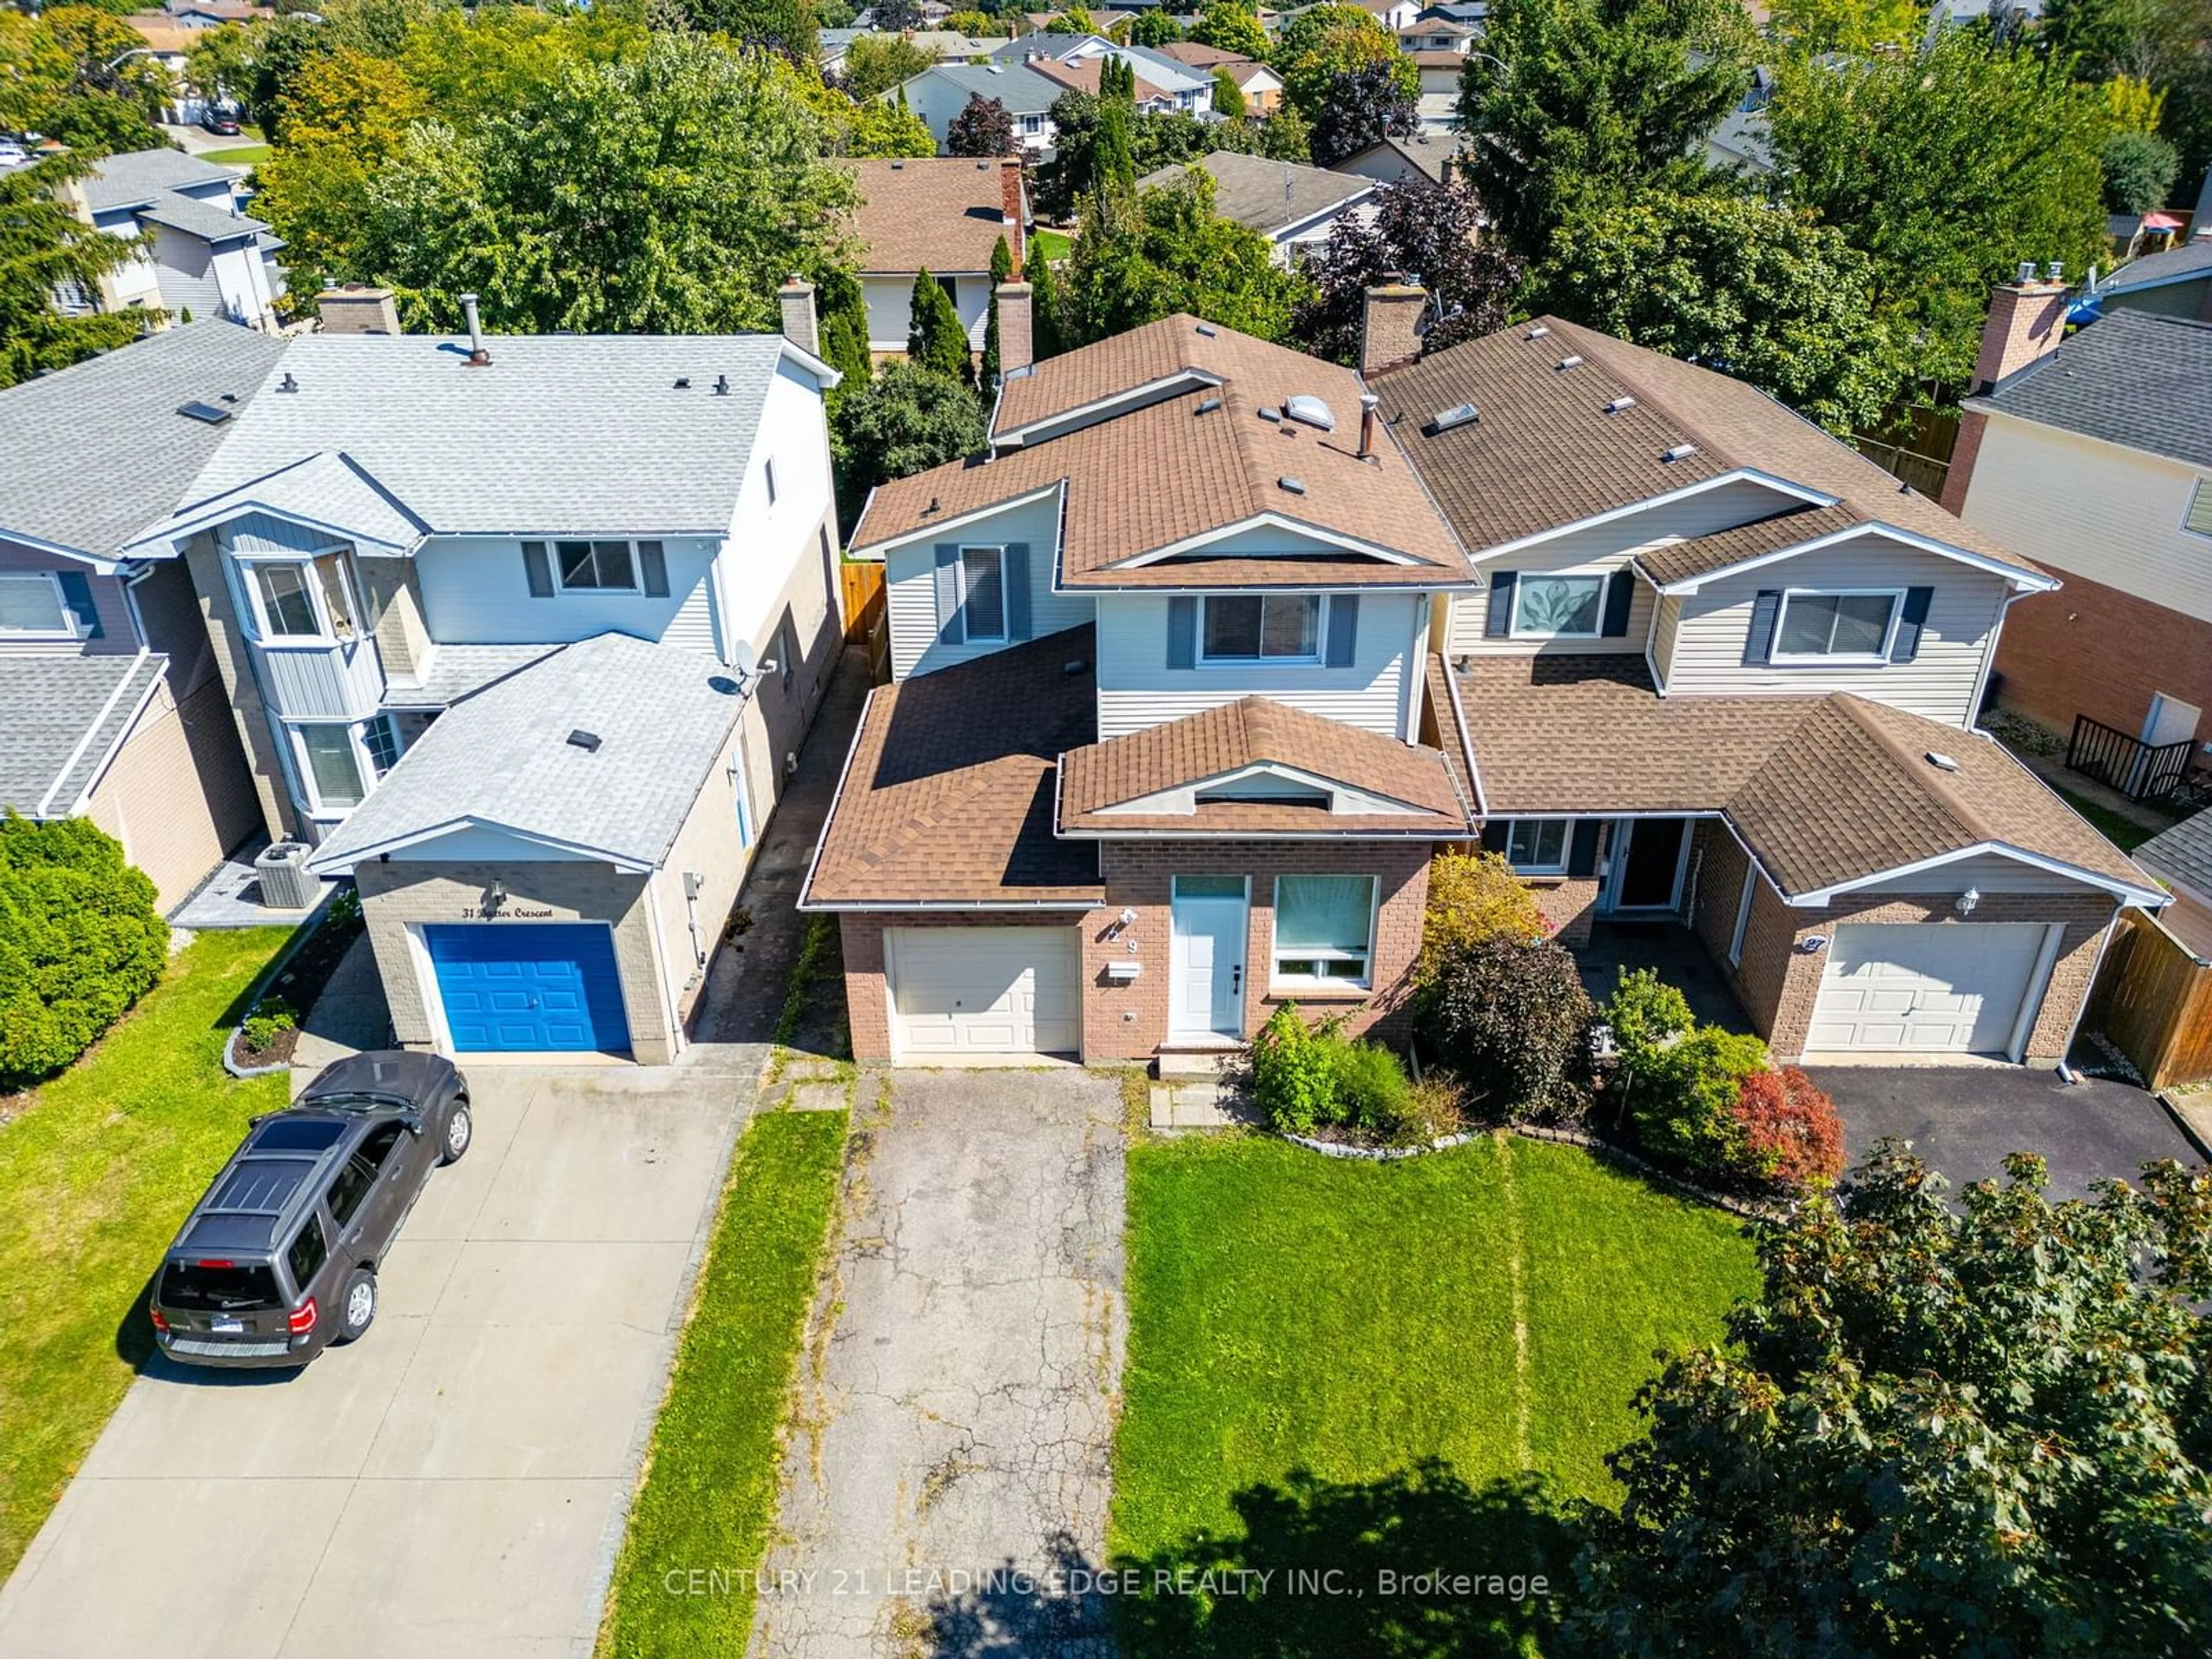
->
{"left": 1360, "top": 283, "right": 1426, "bottom": 377}
{"left": 1000, "top": 158, "right": 1026, "bottom": 276}
{"left": 1967, "top": 263, "right": 2069, "bottom": 395}
{"left": 778, "top": 275, "right": 819, "bottom": 357}
{"left": 317, "top": 284, "right": 402, "bottom": 335}
{"left": 1940, "top": 263, "right": 2070, "bottom": 516}
{"left": 995, "top": 281, "right": 1032, "bottom": 376}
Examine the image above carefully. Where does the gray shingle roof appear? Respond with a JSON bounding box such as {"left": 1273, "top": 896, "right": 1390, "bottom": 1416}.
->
{"left": 1974, "top": 309, "right": 2212, "bottom": 472}
{"left": 2135, "top": 808, "right": 2212, "bottom": 903}
{"left": 911, "top": 62, "right": 1066, "bottom": 115}
{"left": 2099, "top": 234, "right": 2212, "bottom": 295}
{"left": 307, "top": 632, "right": 749, "bottom": 871}
{"left": 81, "top": 149, "right": 238, "bottom": 212}
{"left": 135, "top": 192, "right": 270, "bottom": 243}
{"left": 1138, "top": 150, "right": 1374, "bottom": 237}
{"left": 0, "top": 653, "right": 166, "bottom": 815}
{"left": 0, "top": 322, "right": 287, "bottom": 562}
{"left": 381, "top": 642, "right": 559, "bottom": 709}
{"left": 151, "top": 332, "right": 808, "bottom": 546}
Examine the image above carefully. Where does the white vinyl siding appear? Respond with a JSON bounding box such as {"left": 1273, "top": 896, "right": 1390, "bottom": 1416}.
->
{"left": 715, "top": 358, "right": 838, "bottom": 657}
{"left": 1660, "top": 540, "right": 2007, "bottom": 725}
{"left": 1960, "top": 414, "right": 2212, "bottom": 628}
{"left": 861, "top": 271, "right": 993, "bottom": 355}
{"left": 1849, "top": 850, "right": 2107, "bottom": 895}
{"left": 883, "top": 496, "right": 1092, "bottom": 679}
{"left": 1094, "top": 589, "right": 1418, "bottom": 740}
{"left": 413, "top": 533, "right": 721, "bottom": 651}
{"left": 1445, "top": 476, "right": 1803, "bottom": 655}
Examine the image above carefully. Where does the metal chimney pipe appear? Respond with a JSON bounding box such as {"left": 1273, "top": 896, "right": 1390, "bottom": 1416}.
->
{"left": 460, "top": 292, "right": 490, "bottom": 366}
{"left": 1357, "top": 392, "right": 1380, "bottom": 460}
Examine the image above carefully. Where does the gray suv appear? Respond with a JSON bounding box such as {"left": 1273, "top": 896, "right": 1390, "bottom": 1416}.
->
{"left": 150, "top": 1052, "right": 471, "bottom": 1368}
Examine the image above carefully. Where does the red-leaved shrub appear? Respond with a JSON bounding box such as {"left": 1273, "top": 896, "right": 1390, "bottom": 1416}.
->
{"left": 1730, "top": 1066, "right": 1844, "bottom": 1192}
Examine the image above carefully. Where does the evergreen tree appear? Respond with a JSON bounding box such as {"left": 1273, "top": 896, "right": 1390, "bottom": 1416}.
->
{"left": 1094, "top": 54, "right": 1137, "bottom": 200}
{"left": 980, "top": 232, "right": 1014, "bottom": 386}
{"left": 1029, "top": 251, "right": 1066, "bottom": 361}
{"left": 907, "top": 267, "right": 973, "bottom": 385}
{"left": 816, "top": 267, "right": 874, "bottom": 410}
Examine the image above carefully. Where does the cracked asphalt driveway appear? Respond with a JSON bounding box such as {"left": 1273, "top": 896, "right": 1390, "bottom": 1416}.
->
{"left": 755, "top": 1069, "right": 1126, "bottom": 1659}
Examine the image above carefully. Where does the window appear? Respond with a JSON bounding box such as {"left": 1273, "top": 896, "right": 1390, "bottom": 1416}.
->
{"left": 158, "top": 1260, "right": 279, "bottom": 1312}
{"left": 937, "top": 275, "right": 959, "bottom": 307}
{"left": 285, "top": 1215, "right": 328, "bottom": 1292}
{"left": 0, "top": 573, "right": 69, "bottom": 636}
{"left": 1174, "top": 874, "right": 1247, "bottom": 900}
{"left": 363, "top": 714, "right": 401, "bottom": 779}
{"left": 1505, "top": 819, "right": 1569, "bottom": 874}
{"left": 555, "top": 539, "right": 638, "bottom": 592}
{"left": 248, "top": 551, "right": 356, "bottom": 641}
{"left": 1022, "top": 113, "right": 1043, "bottom": 134}
{"left": 1202, "top": 594, "right": 1322, "bottom": 662}
{"left": 960, "top": 547, "right": 1006, "bottom": 642}
{"left": 2186, "top": 478, "right": 2212, "bottom": 539}
{"left": 1510, "top": 574, "right": 1604, "bottom": 637}
{"left": 1272, "top": 874, "right": 1376, "bottom": 987}
{"left": 779, "top": 618, "right": 797, "bottom": 688}
{"left": 1774, "top": 590, "right": 1897, "bottom": 660}
{"left": 298, "top": 724, "right": 366, "bottom": 810}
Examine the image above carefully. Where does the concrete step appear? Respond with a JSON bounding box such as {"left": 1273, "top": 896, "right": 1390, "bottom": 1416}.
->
{"left": 1154, "top": 1044, "right": 1243, "bottom": 1082}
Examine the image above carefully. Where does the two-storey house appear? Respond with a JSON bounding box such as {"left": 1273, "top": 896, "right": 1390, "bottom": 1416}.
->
{"left": 805, "top": 302, "right": 2165, "bottom": 1069}
{"left": 0, "top": 321, "right": 281, "bottom": 905}
{"left": 119, "top": 293, "right": 846, "bottom": 1063}
{"left": 59, "top": 150, "right": 287, "bottom": 332}
{"left": 844, "top": 157, "right": 1027, "bottom": 358}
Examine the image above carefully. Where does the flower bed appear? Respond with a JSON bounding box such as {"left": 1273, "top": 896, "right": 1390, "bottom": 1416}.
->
{"left": 222, "top": 888, "right": 364, "bottom": 1074}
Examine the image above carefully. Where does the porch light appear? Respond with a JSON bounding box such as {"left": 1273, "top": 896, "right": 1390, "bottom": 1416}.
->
{"left": 490, "top": 880, "right": 506, "bottom": 907}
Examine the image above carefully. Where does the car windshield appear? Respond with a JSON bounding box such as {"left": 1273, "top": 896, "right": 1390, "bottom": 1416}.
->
{"left": 161, "top": 1259, "right": 282, "bottom": 1312}
{"left": 302, "top": 1091, "right": 411, "bottom": 1113}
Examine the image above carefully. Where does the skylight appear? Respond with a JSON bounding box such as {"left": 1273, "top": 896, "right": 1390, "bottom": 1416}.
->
{"left": 1423, "top": 402, "right": 1479, "bottom": 436}
{"left": 176, "top": 400, "right": 233, "bottom": 425}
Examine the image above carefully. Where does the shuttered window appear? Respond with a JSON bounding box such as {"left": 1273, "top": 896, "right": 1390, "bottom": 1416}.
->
{"left": 2187, "top": 478, "right": 2212, "bottom": 539}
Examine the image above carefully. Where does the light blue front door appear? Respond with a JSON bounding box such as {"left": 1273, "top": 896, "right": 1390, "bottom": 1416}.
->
{"left": 425, "top": 923, "right": 632, "bottom": 1054}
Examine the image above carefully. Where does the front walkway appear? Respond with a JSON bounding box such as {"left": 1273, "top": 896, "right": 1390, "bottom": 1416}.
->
{"left": 1573, "top": 919, "right": 1753, "bottom": 1035}
{"left": 753, "top": 1069, "right": 1127, "bottom": 1659}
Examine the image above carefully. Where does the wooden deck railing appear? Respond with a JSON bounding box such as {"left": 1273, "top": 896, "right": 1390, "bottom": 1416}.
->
{"left": 2066, "top": 713, "right": 2195, "bottom": 803}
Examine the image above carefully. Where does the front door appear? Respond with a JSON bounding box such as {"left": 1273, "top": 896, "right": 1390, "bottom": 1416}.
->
{"left": 1613, "top": 819, "right": 1688, "bottom": 910}
{"left": 1170, "top": 876, "right": 1247, "bottom": 1039}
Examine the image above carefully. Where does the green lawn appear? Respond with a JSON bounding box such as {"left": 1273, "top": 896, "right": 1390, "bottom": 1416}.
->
{"left": 204, "top": 142, "right": 272, "bottom": 167}
{"left": 1032, "top": 227, "right": 1074, "bottom": 265}
{"left": 599, "top": 1106, "right": 849, "bottom": 1659}
{"left": 2054, "top": 786, "right": 2162, "bottom": 852}
{"left": 0, "top": 927, "right": 294, "bottom": 1577}
{"left": 1111, "top": 1132, "right": 1758, "bottom": 1656}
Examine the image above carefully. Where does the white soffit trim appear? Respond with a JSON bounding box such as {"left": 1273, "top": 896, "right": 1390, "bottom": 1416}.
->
{"left": 306, "top": 817, "right": 654, "bottom": 875}
{"left": 853, "top": 482, "right": 1068, "bottom": 559}
{"left": 1107, "top": 510, "right": 1426, "bottom": 568}
{"left": 1783, "top": 840, "right": 2168, "bottom": 909}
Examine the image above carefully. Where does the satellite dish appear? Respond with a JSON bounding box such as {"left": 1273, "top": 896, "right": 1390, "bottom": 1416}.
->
{"left": 731, "top": 639, "right": 759, "bottom": 680}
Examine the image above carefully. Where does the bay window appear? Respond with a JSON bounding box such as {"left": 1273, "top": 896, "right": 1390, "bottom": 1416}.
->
{"left": 297, "top": 723, "right": 366, "bottom": 809}
{"left": 1202, "top": 594, "right": 1322, "bottom": 663}
{"left": 1774, "top": 590, "right": 1897, "bottom": 660}
{"left": 1272, "top": 874, "right": 1376, "bottom": 987}
{"left": 247, "top": 550, "right": 358, "bottom": 641}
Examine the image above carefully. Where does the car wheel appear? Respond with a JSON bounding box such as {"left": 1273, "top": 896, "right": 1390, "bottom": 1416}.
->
{"left": 336, "top": 1268, "right": 377, "bottom": 1344}
{"left": 440, "top": 1099, "right": 473, "bottom": 1165}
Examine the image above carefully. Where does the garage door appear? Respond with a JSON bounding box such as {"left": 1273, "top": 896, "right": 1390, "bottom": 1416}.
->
{"left": 886, "top": 926, "right": 1080, "bottom": 1059}
{"left": 1809, "top": 922, "right": 2051, "bottom": 1056}
{"left": 425, "top": 923, "right": 632, "bottom": 1055}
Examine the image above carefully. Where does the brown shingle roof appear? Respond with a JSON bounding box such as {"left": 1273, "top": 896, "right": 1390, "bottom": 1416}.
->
{"left": 1030, "top": 55, "right": 1177, "bottom": 104}
{"left": 1455, "top": 655, "right": 2161, "bottom": 901}
{"left": 1374, "top": 317, "right": 2042, "bottom": 579}
{"left": 1633, "top": 502, "right": 1858, "bottom": 588}
{"left": 855, "top": 316, "right": 1471, "bottom": 586}
{"left": 843, "top": 157, "right": 1022, "bottom": 277}
{"left": 1058, "top": 696, "right": 1472, "bottom": 834}
{"left": 802, "top": 627, "right": 1103, "bottom": 907}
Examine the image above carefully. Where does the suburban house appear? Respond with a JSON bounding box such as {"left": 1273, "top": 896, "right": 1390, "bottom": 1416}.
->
{"left": 804, "top": 300, "right": 2164, "bottom": 1069}
{"left": 116, "top": 295, "right": 847, "bottom": 1063}
{"left": 0, "top": 322, "right": 280, "bottom": 906}
{"left": 844, "top": 157, "right": 1027, "bottom": 357}
{"left": 2133, "top": 810, "right": 2212, "bottom": 960}
{"left": 56, "top": 150, "right": 286, "bottom": 331}
{"left": 1135, "top": 151, "right": 1378, "bottom": 263}
{"left": 990, "top": 33, "right": 1218, "bottom": 112}
{"left": 895, "top": 63, "right": 1066, "bottom": 153}
{"left": 1332, "top": 131, "right": 1465, "bottom": 189}
{"left": 818, "top": 26, "right": 1000, "bottom": 77}
{"left": 2081, "top": 230, "right": 2212, "bottom": 323}
{"left": 1941, "top": 282, "right": 2212, "bottom": 791}
{"left": 1153, "top": 41, "right": 1284, "bottom": 113}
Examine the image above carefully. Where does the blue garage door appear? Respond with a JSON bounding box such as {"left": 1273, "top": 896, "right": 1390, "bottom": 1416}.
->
{"left": 425, "top": 924, "right": 632, "bottom": 1055}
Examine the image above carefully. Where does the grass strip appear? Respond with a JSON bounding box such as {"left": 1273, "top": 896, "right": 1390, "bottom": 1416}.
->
{"left": 599, "top": 1105, "right": 849, "bottom": 1658}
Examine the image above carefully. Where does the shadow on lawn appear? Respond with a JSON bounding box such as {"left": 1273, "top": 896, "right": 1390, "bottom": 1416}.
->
{"left": 922, "top": 1460, "right": 1581, "bottom": 1658}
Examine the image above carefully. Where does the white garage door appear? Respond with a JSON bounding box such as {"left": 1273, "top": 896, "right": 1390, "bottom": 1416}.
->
{"left": 886, "top": 926, "right": 1081, "bottom": 1059}
{"left": 1809, "top": 922, "right": 2052, "bottom": 1056}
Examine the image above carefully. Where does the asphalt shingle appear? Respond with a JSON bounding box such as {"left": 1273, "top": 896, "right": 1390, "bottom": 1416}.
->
{"left": 2135, "top": 808, "right": 2212, "bottom": 903}
{"left": 80, "top": 149, "right": 237, "bottom": 212}
{"left": 0, "top": 653, "right": 165, "bottom": 815}
{"left": 1137, "top": 151, "right": 1374, "bottom": 237}
{"left": 1972, "top": 309, "right": 2212, "bottom": 473}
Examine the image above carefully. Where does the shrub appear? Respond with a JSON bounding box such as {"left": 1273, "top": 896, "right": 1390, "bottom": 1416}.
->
{"left": 1389, "top": 1070, "right": 1466, "bottom": 1146}
{"left": 326, "top": 884, "right": 362, "bottom": 928}
{"left": 1250, "top": 1003, "right": 1340, "bottom": 1135}
{"left": 241, "top": 997, "right": 298, "bottom": 1053}
{"left": 1415, "top": 850, "right": 1546, "bottom": 984}
{"left": 1631, "top": 1027, "right": 1771, "bottom": 1179}
{"left": 1331, "top": 1037, "right": 1412, "bottom": 1132}
{"left": 1414, "top": 933, "right": 1593, "bottom": 1121}
{"left": 1731, "top": 1065, "right": 1843, "bottom": 1192}
{"left": 0, "top": 813, "right": 166, "bottom": 1087}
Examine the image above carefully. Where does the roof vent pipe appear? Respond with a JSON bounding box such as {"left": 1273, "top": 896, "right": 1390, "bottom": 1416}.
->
{"left": 460, "top": 292, "right": 489, "bottom": 366}
{"left": 1357, "top": 392, "right": 1379, "bottom": 460}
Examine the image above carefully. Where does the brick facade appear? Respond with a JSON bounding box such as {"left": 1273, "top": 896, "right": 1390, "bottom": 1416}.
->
{"left": 1687, "top": 824, "right": 2116, "bottom": 1062}
{"left": 1991, "top": 562, "right": 2212, "bottom": 748}
{"left": 834, "top": 838, "right": 1436, "bottom": 1065}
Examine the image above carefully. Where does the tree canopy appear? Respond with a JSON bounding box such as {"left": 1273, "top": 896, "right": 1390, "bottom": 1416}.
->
{"left": 946, "top": 92, "right": 1016, "bottom": 156}
{"left": 1274, "top": 5, "right": 1418, "bottom": 128}
{"left": 837, "top": 31, "right": 931, "bottom": 101}
{"left": 1574, "top": 1142, "right": 2212, "bottom": 1656}
{"left": 1292, "top": 177, "right": 1520, "bottom": 366}
{"left": 0, "top": 154, "right": 150, "bottom": 390}
{"left": 1306, "top": 57, "right": 1418, "bottom": 166}
{"left": 830, "top": 361, "right": 986, "bottom": 524}
{"left": 1188, "top": 0, "right": 1271, "bottom": 61}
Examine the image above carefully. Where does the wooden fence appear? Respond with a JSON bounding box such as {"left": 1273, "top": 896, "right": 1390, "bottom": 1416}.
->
{"left": 838, "top": 559, "right": 891, "bottom": 681}
{"left": 2087, "top": 911, "right": 2212, "bottom": 1090}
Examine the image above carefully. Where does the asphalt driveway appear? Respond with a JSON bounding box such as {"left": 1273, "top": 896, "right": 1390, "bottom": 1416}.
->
{"left": 1822, "top": 1063, "right": 2206, "bottom": 1199}
{"left": 0, "top": 1066, "right": 744, "bottom": 1659}
{"left": 753, "top": 1069, "right": 1127, "bottom": 1659}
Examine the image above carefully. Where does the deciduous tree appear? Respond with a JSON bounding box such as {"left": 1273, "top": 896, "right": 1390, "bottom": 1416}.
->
{"left": 1292, "top": 176, "right": 1520, "bottom": 364}
{"left": 1128, "top": 10, "right": 1183, "bottom": 47}
{"left": 1059, "top": 167, "right": 1311, "bottom": 345}
{"left": 1573, "top": 1143, "right": 2212, "bottom": 1655}
{"left": 1306, "top": 55, "right": 1416, "bottom": 165}
{"left": 1275, "top": 6, "right": 1415, "bottom": 129}
{"left": 2102, "top": 127, "right": 2181, "bottom": 211}
{"left": 830, "top": 361, "right": 985, "bottom": 524}
{"left": 946, "top": 90, "right": 1016, "bottom": 154}
{"left": 1189, "top": 0, "right": 1270, "bottom": 61}
{"left": 672, "top": 0, "right": 820, "bottom": 56}
{"left": 836, "top": 31, "right": 932, "bottom": 100}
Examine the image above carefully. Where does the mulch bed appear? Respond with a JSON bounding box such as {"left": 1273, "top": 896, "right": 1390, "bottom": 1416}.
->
{"left": 229, "top": 901, "right": 365, "bottom": 1070}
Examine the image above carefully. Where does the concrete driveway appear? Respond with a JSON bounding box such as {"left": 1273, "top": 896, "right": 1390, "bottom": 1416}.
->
{"left": 1823, "top": 1063, "right": 2206, "bottom": 1199}
{"left": 753, "top": 1069, "right": 1126, "bottom": 1659}
{"left": 0, "top": 1066, "right": 744, "bottom": 1659}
